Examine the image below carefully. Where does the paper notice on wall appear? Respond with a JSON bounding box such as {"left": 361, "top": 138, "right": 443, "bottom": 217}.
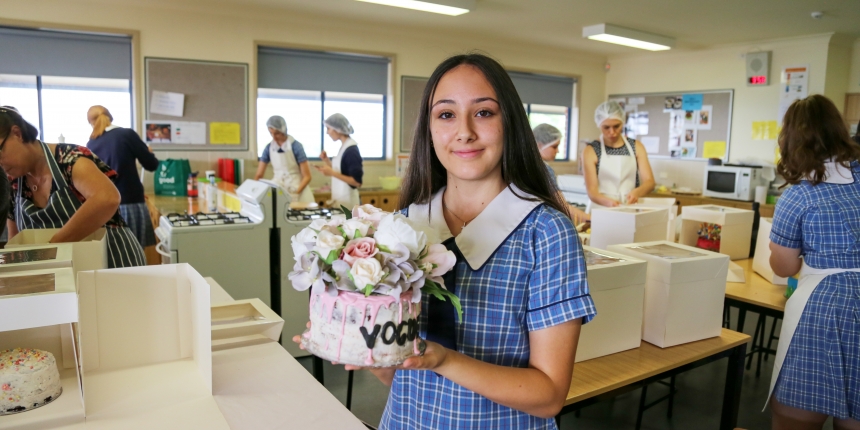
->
{"left": 697, "top": 105, "right": 713, "bottom": 130}
{"left": 778, "top": 65, "right": 809, "bottom": 122}
{"left": 144, "top": 121, "right": 173, "bottom": 143}
{"left": 210, "top": 122, "right": 241, "bottom": 145}
{"left": 753, "top": 121, "right": 780, "bottom": 140}
{"left": 679, "top": 146, "right": 697, "bottom": 159}
{"left": 702, "top": 141, "right": 726, "bottom": 159}
{"left": 628, "top": 97, "right": 645, "bottom": 105}
{"left": 172, "top": 121, "right": 206, "bottom": 144}
{"left": 682, "top": 94, "right": 703, "bottom": 111}
{"left": 640, "top": 136, "right": 660, "bottom": 154}
{"left": 396, "top": 154, "right": 410, "bottom": 178}
{"left": 150, "top": 91, "right": 185, "bottom": 117}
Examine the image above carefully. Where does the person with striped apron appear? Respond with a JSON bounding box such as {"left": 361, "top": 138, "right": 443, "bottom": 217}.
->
{"left": 765, "top": 95, "right": 860, "bottom": 429}
{"left": 0, "top": 106, "right": 145, "bottom": 268}
{"left": 582, "top": 100, "right": 655, "bottom": 213}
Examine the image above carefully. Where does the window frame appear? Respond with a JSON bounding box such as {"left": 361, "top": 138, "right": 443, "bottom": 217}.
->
{"left": 525, "top": 103, "right": 572, "bottom": 161}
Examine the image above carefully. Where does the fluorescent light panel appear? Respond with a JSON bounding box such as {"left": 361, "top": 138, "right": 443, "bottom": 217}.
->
{"left": 355, "top": 0, "right": 473, "bottom": 16}
{"left": 583, "top": 24, "right": 674, "bottom": 51}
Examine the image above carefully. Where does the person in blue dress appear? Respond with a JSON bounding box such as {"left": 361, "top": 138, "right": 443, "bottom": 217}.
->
{"left": 355, "top": 54, "right": 594, "bottom": 428}
{"left": 767, "top": 94, "right": 860, "bottom": 430}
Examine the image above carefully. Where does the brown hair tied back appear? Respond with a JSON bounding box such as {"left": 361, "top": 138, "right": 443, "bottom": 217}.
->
{"left": 87, "top": 105, "right": 114, "bottom": 140}
{"left": 776, "top": 94, "right": 860, "bottom": 186}
{"left": 0, "top": 106, "right": 39, "bottom": 143}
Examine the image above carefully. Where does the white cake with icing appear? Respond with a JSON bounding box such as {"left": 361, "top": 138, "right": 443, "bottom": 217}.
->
{"left": 0, "top": 348, "right": 63, "bottom": 415}
{"left": 302, "top": 291, "right": 421, "bottom": 367}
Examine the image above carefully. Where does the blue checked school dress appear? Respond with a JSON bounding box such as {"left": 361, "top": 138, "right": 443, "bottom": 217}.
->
{"left": 769, "top": 161, "right": 860, "bottom": 419}
{"left": 380, "top": 186, "right": 597, "bottom": 429}
{"left": 9, "top": 142, "right": 146, "bottom": 268}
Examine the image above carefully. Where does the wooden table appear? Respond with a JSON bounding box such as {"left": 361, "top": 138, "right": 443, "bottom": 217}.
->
{"left": 723, "top": 259, "right": 786, "bottom": 377}
{"left": 559, "top": 328, "right": 750, "bottom": 430}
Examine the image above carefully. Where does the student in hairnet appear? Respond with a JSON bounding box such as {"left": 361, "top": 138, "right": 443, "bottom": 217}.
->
{"left": 316, "top": 113, "right": 363, "bottom": 209}
{"left": 583, "top": 101, "right": 654, "bottom": 211}
{"left": 254, "top": 115, "right": 314, "bottom": 203}
{"left": 533, "top": 123, "right": 589, "bottom": 225}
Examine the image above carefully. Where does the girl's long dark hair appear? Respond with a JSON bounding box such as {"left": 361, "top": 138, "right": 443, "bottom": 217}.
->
{"left": 777, "top": 95, "right": 860, "bottom": 186}
{"left": 399, "top": 53, "right": 569, "bottom": 217}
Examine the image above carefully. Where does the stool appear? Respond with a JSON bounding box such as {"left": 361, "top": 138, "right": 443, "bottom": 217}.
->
{"left": 635, "top": 376, "right": 677, "bottom": 430}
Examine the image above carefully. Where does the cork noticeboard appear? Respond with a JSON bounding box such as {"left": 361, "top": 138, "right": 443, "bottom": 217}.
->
{"left": 607, "top": 90, "right": 733, "bottom": 162}
{"left": 144, "top": 58, "right": 248, "bottom": 151}
{"left": 399, "top": 76, "right": 428, "bottom": 153}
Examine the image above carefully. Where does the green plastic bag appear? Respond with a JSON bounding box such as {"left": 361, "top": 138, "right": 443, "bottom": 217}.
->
{"left": 154, "top": 159, "right": 191, "bottom": 196}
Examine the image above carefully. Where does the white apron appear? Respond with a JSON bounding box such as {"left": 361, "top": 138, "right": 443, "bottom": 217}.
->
{"left": 766, "top": 161, "right": 860, "bottom": 407}
{"left": 331, "top": 138, "right": 361, "bottom": 210}
{"left": 588, "top": 136, "right": 638, "bottom": 213}
{"left": 269, "top": 136, "right": 314, "bottom": 203}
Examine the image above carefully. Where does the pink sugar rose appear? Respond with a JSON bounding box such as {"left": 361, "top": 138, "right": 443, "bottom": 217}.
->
{"left": 341, "top": 237, "right": 379, "bottom": 267}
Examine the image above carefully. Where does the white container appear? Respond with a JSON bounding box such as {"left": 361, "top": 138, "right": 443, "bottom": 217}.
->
{"left": 0, "top": 267, "right": 77, "bottom": 332}
{"left": 752, "top": 218, "right": 788, "bottom": 285}
{"left": 590, "top": 206, "right": 669, "bottom": 250}
{"left": 679, "top": 205, "right": 754, "bottom": 260}
{"left": 634, "top": 197, "right": 678, "bottom": 242}
{"left": 76, "top": 264, "right": 229, "bottom": 428}
{"left": 7, "top": 229, "right": 108, "bottom": 274}
{"left": 0, "top": 243, "right": 73, "bottom": 274}
{"left": 211, "top": 298, "right": 284, "bottom": 351}
{"left": 576, "top": 247, "right": 646, "bottom": 362}
{"left": 608, "top": 241, "right": 729, "bottom": 348}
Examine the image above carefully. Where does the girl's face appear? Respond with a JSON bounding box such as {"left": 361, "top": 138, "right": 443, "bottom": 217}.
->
{"left": 325, "top": 127, "right": 340, "bottom": 142}
{"left": 430, "top": 65, "right": 504, "bottom": 182}
{"left": 268, "top": 127, "right": 287, "bottom": 143}
{"left": 0, "top": 126, "right": 31, "bottom": 179}
{"left": 539, "top": 141, "right": 560, "bottom": 161}
{"left": 600, "top": 119, "right": 623, "bottom": 143}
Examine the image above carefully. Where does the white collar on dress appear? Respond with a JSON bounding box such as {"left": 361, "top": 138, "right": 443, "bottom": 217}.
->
{"left": 804, "top": 160, "right": 856, "bottom": 184}
{"left": 104, "top": 124, "right": 120, "bottom": 132}
{"left": 408, "top": 185, "right": 543, "bottom": 271}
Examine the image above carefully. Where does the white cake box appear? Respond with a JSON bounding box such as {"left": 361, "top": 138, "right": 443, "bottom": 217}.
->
{"left": 0, "top": 244, "right": 73, "bottom": 274}
{"left": 576, "top": 247, "right": 646, "bottom": 362}
{"left": 679, "top": 205, "right": 754, "bottom": 260}
{"left": 634, "top": 197, "right": 678, "bottom": 242}
{"left": 211, "top": 298, "right": 284, "bottom": 351}
{"left": 608, "top": 241, "right": 730, "bottom": 348}
{"left": 752, "top": 218, "right": 788, "bottom": 285}
{"left": 7, "top": 228, "right": 108, "bottom": 275}
{"left": 590, "top": 206, "right": 669, "bottom": 250}
{"left": 0, "top": 268, "right": 83, "bottom": 428}
{"left": 76, "top": 263, "right": 229, "bottom": 428}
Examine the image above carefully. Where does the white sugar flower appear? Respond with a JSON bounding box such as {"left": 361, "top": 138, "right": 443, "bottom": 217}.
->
{"left": 350, "top": 257, "right": 384, "bottom": 289}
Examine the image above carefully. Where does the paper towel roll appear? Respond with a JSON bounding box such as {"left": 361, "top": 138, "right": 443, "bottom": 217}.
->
{"left": 755, "top": 185, "right": 767, "bottom": 205}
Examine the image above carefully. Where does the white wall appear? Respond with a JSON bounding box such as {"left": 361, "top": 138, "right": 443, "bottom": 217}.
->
{"left": 605, "top": 34, "right": 835, "bottom": 190}
{"left": 849, "top": 38, "right": 860, "bottom": 94}
{"left": 0, "top": 0, "right": 607, "bottom": 191}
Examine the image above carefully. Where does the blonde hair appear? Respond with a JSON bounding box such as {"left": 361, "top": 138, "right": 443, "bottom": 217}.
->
{"left": 87, "top": 105, "right": 113, "bottom": 140}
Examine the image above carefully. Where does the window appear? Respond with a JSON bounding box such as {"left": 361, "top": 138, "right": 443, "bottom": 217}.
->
{"left": 508, "top": 71, "right": 577, "bottom": 161}
{"left": 0, "top": 27, "right": 133, "bottom": 145}
{"left": 257, "top": 47, "right": 390, "bottom": 160}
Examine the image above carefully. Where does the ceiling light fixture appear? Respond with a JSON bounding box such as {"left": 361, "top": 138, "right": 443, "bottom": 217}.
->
{"left": 355, "top": 0, "right": 474, "bottom": 16}
{"left": 582, "top": 24, "right": 675, "bottom": 51}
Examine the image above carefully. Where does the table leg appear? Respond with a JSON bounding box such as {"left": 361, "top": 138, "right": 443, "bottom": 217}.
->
{"left": 720, "top": 343, "right": 747, "bottom": 430}
{"left": 313, "top": 356, "right": 325, "bottom": 385}
{"left": 736, "top": 308, "right": 747, "bottom": 334}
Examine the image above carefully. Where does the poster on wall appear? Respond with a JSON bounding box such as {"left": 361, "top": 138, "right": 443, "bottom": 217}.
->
{"left": 683, "top": 110, "right": 697, "bottom": 128}
{"left": 664, "top": 96, "right": 683, "bottom": 112}
{"left": 778, "top": 65, "right": 809, "bottom": 122}
{"left": 668, "top": 110, "right": 685, "bottom": 147}
{"left": 697, "top": 105, "right": 713, "bottom": 130}
{"left": 684, "top": 128, "right": 697, "bottom": 145}
{"left": 144, "top": 121, "right": 206, "bottom": 144}
{"left": 679, "top": 146, "right": 697, "bottom": 159}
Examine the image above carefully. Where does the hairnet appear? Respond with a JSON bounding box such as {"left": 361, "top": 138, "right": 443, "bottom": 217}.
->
{"left": 594, "top": 100, "right": 626, "bottom": 128}
{"left": 533, "top": 123, "right": 563, "bottom": 147}
{"left": 324, "top": 113, "right": 354, "bottom": 135}
{"left": 266, "top": 115, "right": 287, "bottom": 134}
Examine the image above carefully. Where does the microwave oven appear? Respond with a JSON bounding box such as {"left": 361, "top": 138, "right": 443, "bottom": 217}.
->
{"left": 702, "top": 164, "right": 770, "bottom": 201}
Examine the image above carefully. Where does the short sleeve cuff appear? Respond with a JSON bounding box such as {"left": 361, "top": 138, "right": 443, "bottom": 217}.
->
{"left": 527, "top": 294, "right": 596, "bottom": 331}
{"left": 770, "top": 231, "right": 801, "bottom": 249}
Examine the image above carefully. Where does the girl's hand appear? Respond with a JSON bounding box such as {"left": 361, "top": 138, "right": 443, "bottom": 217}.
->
{"left": 320, "top": 151, "right": 329, "bottom": 163}
{"left": 291, "top": 321, "right": 311, "bottom": 349}
{"left": 625, "top": 192, "right": 639, "bottom": 205}
{"left": 315, "top": 164, "right": 335, "bottom": 177}
{"left": 400, "top": 338, "right": 448, "bottom": 371}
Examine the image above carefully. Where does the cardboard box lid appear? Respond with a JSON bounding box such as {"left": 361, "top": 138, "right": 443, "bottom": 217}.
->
{"left": 7, "top": 228, "right": 106, "bottom": 246}
{"left": 0, "top": 267, "right": 77, "bottom": 331}
{"left": 593, "top": 206, "right": 669, "bottom": 228}
{"left": 607, "top": 241, "right": 729, "bottom": 284}
{"left": 0, "top": 243, "right": 74, "bottom": 273}
{"left": 582, "top": 246, "right": 647, "bottom": 292}
{"left": 681, "top": 205, "right": 754, "bottom": 225}
{"left": 211, "top": 298, "right": 284, "bottom": 344}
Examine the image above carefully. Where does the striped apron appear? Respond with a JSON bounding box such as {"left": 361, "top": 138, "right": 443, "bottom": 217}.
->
{"left": 14, "top": 142, "right": 146, "bottom": 268}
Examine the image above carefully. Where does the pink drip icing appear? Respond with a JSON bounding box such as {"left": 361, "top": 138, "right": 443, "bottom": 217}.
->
{"left": 310, "top": 291, "right": 417, "bottom": 362}
{"left": 365, "top": 349, "right": 374, "bottom": 366}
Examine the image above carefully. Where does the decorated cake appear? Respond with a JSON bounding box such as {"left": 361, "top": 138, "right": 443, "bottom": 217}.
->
{"left": 0, "top": 348, "right": 63, "bottom": 415}
{"left": 291, "top": 204, "right": 460, "bottom": 367}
